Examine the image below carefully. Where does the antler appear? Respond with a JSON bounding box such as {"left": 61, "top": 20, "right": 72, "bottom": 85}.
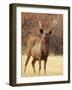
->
{"left": 37, "top": 16, "right": 43, "bottom": 29}
{"left": 48, "top": 15, "right": 59, "bottom": 31}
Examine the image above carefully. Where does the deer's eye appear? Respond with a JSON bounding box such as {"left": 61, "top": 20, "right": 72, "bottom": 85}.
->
{"left": 49, "top": 31, "right": 52, "bottom": 35}
{"left": 40, "top": 29, "right": 43, "bottom": 34}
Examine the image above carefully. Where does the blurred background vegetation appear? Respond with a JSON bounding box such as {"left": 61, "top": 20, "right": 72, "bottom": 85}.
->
{"left": 21, "top": 13, "right": 63, "bottom": 55}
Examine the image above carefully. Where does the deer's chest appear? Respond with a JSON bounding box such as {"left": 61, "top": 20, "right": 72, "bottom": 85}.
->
{"left": 31, "top": 41, "right": 49, "bottom": 60}
{"left": 41, "top": 45, "right": 49, "bottom": 59}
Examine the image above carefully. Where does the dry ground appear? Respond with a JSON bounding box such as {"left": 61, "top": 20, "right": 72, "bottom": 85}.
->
{"left": 21, "top": 55, "right": 63, "bottom": 77}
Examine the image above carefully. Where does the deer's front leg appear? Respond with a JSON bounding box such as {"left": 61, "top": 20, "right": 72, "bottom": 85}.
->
{"left": 32, "top": 59, "right": 36, "bottom": 73}
{"left": 44, "top": 59, "right": 47, "bottom": 75}
{"left": 39, "top": 60, "right": 41, "bottom": 75}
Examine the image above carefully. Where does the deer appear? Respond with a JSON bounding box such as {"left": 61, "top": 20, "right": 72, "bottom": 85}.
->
{"left": 24, "top": 15, "right": 59, "bottom": 75}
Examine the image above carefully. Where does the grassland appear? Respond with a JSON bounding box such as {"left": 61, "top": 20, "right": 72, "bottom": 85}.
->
{"left": 21, "top": 55, "right": 63, "bottom": 77}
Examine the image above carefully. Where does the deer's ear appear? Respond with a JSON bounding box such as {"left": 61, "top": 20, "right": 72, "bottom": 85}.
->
{"left": 49, "top": 31, "right": 53, "bottom": 35}
{"left": 40, "top": 29, "right": 43, "bottom": 34}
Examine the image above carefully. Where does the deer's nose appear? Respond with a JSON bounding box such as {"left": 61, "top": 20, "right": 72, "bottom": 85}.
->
{"left": 43, "top": 34, "right": 46, "bottom": 38}
{"left": 43, "top": 31, "right": 48, "bottom": 38}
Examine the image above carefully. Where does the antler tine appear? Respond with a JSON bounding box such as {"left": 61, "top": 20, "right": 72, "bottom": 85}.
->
{"left": 48, "top": 15, "right": 59, "bottom": 31}
{"left": 37, "top": 16, "right": 43, "bottom": 29}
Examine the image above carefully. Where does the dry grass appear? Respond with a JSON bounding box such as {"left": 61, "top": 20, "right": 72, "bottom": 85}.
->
{"left": 21, "top": 55, "right": 63, "bottom": 77}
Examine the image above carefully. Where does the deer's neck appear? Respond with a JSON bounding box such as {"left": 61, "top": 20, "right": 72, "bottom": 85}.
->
{"left": 40, "top": 38, "right": 50, "bottom": 57}
{"left": 41, "top": 37, "right": 50, "bottom": 47}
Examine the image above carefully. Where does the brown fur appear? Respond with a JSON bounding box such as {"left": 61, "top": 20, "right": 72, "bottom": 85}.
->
{"left": 24, "top": 30, "right": 52, "bottom": 75}
{"left": 24, "top": 15, "right": 58, "bottom": 75}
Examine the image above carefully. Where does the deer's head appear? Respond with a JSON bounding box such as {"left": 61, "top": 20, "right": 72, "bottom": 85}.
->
{"left": 37, "top": 15, "right": 59, "bottom": 41}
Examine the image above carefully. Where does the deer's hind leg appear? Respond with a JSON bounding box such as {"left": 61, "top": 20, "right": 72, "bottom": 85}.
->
{"left": 24, "top": 53, "right": 31, "bottom": 73}
{"left": 32, "top": 59, "right": 36, "bottom": 73}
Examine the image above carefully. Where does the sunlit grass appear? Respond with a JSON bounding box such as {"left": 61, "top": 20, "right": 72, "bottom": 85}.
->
{"left": 21, "top": 55, "right": 63, "bottom": 77}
